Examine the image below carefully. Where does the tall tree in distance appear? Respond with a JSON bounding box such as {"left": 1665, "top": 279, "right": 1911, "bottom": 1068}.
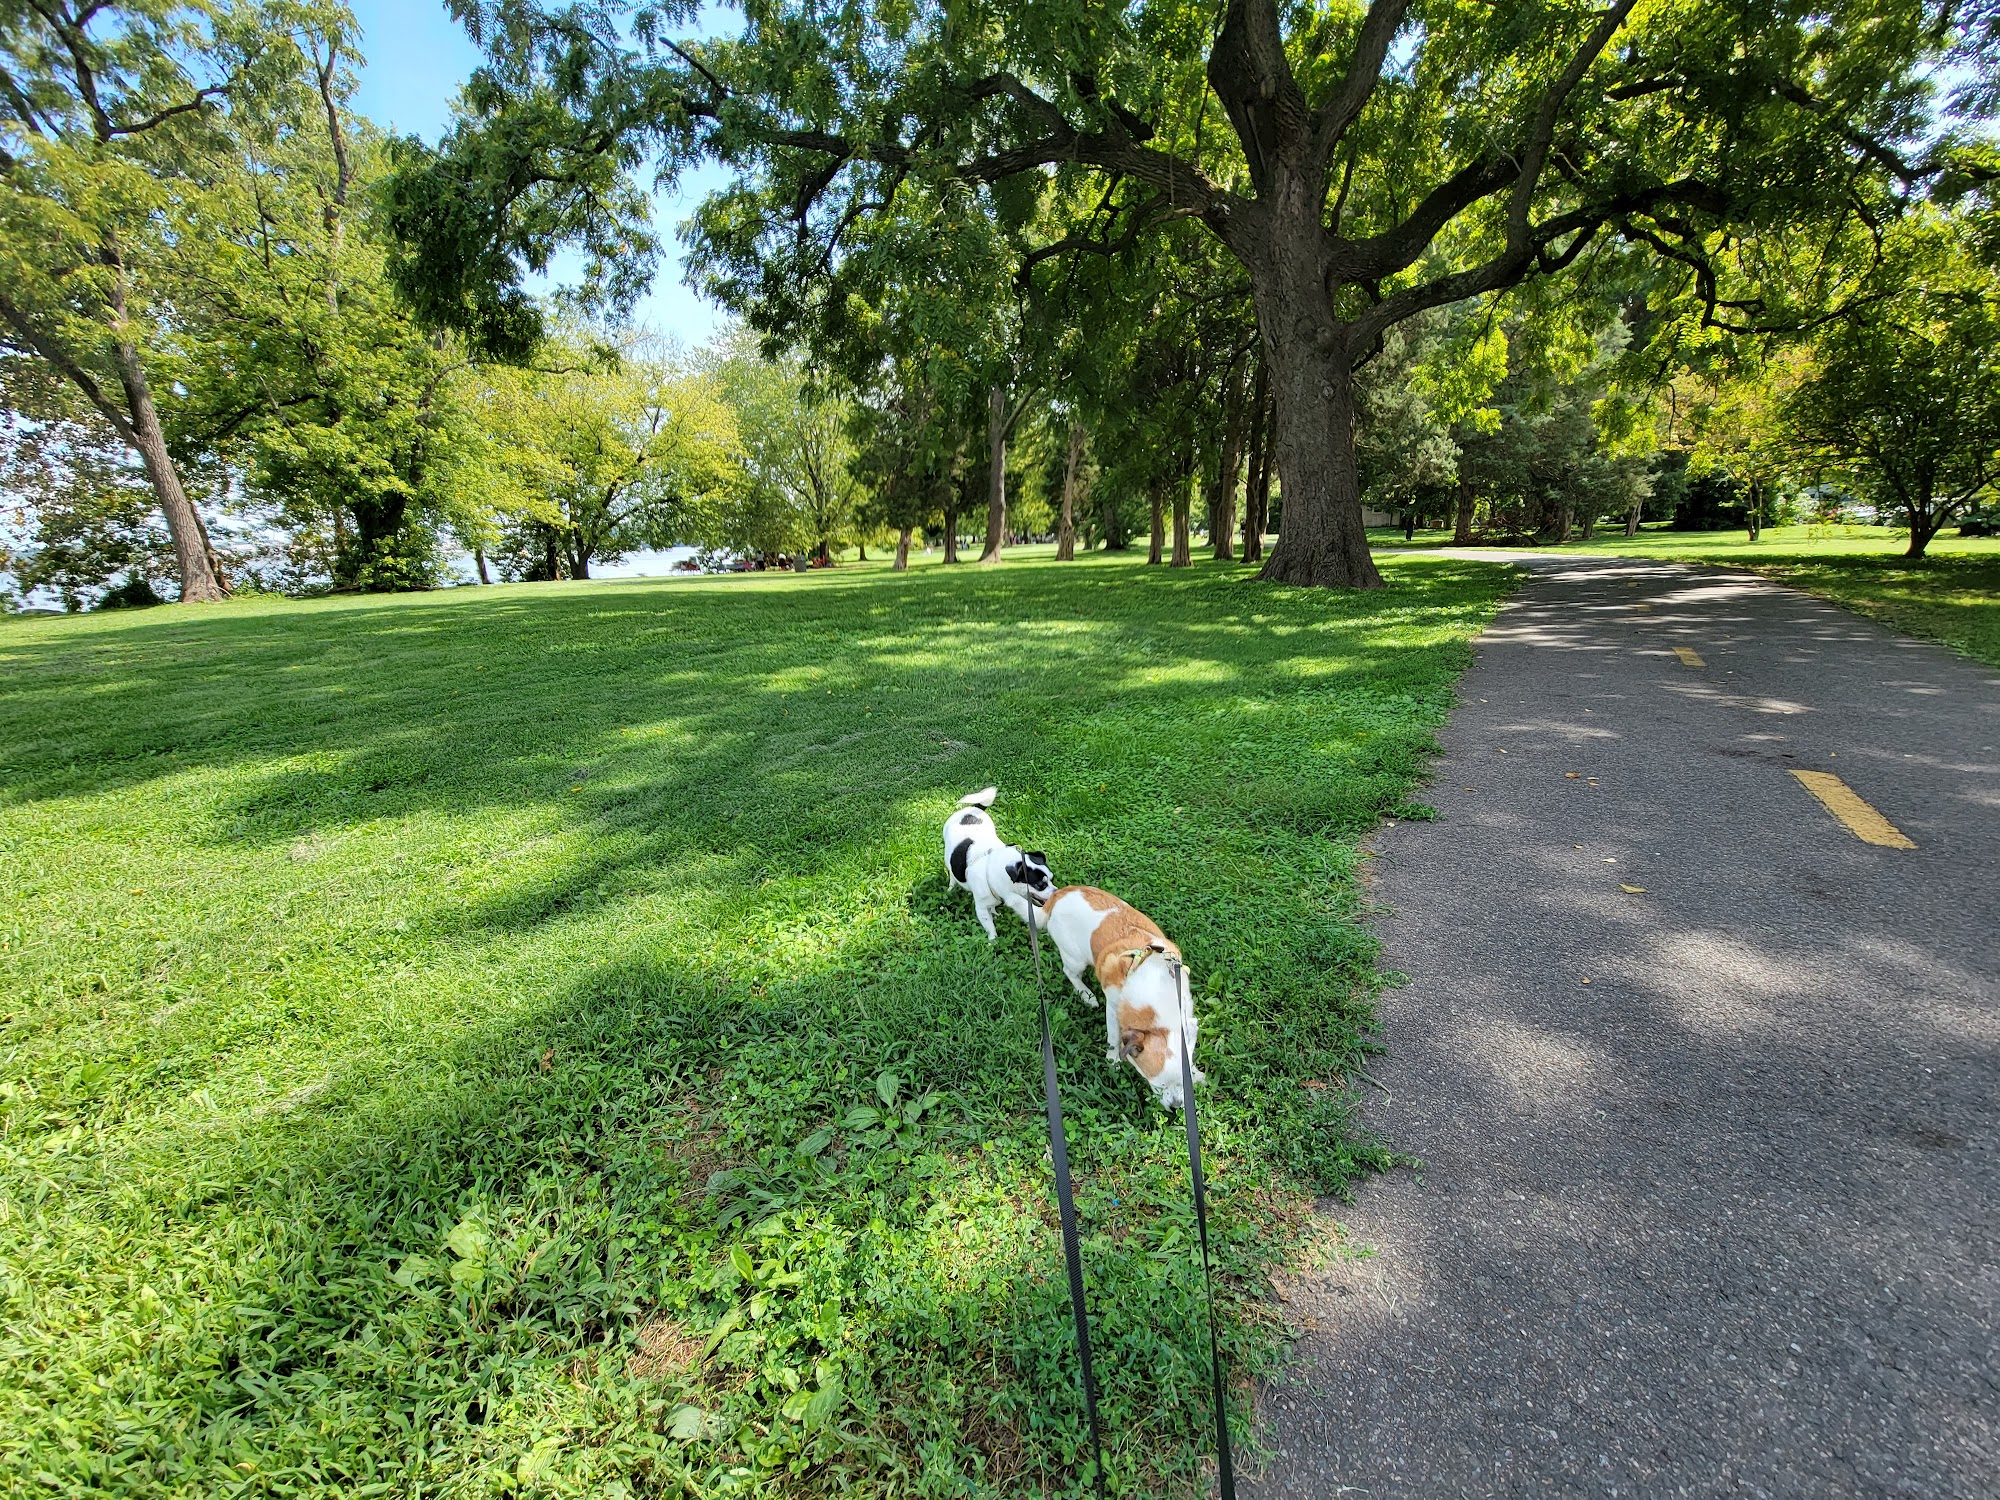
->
{"left": 710, "top": 330, "right": 860, "bottom": 565}
{"left": 0, "top": 0, "right": 327, "bottom": 602}
{"left": 1782, "top": 211, "right": 2000, "bottom": 557}
{"left": 480, "top": 327, "right": 738, "bottom": 578}
{"left": 1054, "top": 418, "right": 1087, "bottom": 561}
{"left": 172, "top": 21, "right": 491, "bottom": 591}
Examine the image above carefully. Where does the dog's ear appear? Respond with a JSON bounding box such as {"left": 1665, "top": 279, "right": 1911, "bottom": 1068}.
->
{"left": 1027, "top": 851, "right": 1047, "bottom": 864}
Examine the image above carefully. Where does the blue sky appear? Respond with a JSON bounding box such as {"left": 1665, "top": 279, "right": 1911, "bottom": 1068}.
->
{"left": 345, "top": 0, "right": 731, "bottom": 344}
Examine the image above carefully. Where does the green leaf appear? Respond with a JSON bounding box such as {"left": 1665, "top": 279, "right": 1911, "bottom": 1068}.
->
{"left": 443, "top": 1214, "right": 489, "bottom": 1262}
{"left": 875, "top": 1070, "right": 901, "bottom": 1108}
{"left": 389, "top": 1255, "right": 438, "bottom": 1289}
{"left": 515, "top": 1434, "right": 564, "bottom": 1485}
{"left": 797, "top": 1127, "right": 833, "bottom": 1157}
{"left": 667, "top": 1405, "right": 714, "bottom": 1442}
{"left": 728, "top": 1245, "right": 756, "bottom": 1283}
{"left": 781, "top": 1378, "right": 845, "bottom": 1428}
{"left": 699, "top": 1302, "right": 745, "bottom": 1358}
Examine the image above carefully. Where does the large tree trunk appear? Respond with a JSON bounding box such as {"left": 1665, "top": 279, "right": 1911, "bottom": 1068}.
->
{"left": 1241, "top": 361, "right": 1270, "bottom": 561}
{"left": 978, "top": 383, "right": 1007, "bottom": 563}
{"left": 1252, "top": 305, "right": 1383, "bottom": 588}
{"left": 1148, "top": 478, "right": 1165, "bottom": 564}
{"left": 1211, "top": 370, "right": 1246, "bottom": 560}
{"left": 1624, "top": 491, "right": 1644, "bottom": 537}
{"left": 1906, "top": 497, "right": 1938, "bottom": 558}
{"left": 1453, "top": 474, "right": 1475, "bottom": 543}
{"left": 942, "top": 504, "right": 961, "bottom": 563}
{"left": 1746, "top": 478, "right": 1762, "bottom": 542}
{"left": 109, "top": 336, "right": 226, "bottom": 603}
{"left": 1056, "top": 421, "right": 1084, "bottom": 561}
{"left": 86, "top": 230, "right": 230, "bottom": 605}
{"left": 894, "top": 526, "right": 912, "bottom": 570}
{"left": 1172, "top": 451, "right": 1193, "bottom": 568}
{"left": 1103, "top": 487, "right": 1128, "bottom": 550}
{"left": 475, "top": 547, "right": 491, "bottom": 584}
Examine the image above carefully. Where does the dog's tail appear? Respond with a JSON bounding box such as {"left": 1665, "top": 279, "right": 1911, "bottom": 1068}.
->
{"left": 956, "top": 786, "right": 998, "bottom": 808}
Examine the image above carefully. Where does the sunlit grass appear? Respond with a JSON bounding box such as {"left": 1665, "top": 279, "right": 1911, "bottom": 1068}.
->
{"left": 0, "top": 551, "right": 1509, "bottom": 1498}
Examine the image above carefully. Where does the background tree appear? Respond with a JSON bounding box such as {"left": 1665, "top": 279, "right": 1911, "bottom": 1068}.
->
{"left": 1781, "top": 212, "right": 2000, "bottom": 556}
{"left": 851, "top": 406, "right": 932, "bottom": 570}
{"left": 172, "top": 24, "right": 491, "bottom": 590}
{"left": 1052, "top": 416, "right": 1089, "bottom": 561}
{"left": 0, "top": 0, "right": 332, "bottom": 602}
{"left": 1354, "top": 316, "right": 1461, "bottom": 531}
{"left": 1455, "top": 316, "right": 1657, "bottom": 542}
{"left": 0, "top": 381, "right": 174, "bottom": 609}
{"left": 481, "top": 328, "right": 738, "bottom": 578}
{"left": 709, "top": 330, "right": 859, "bottom": 565}
{"left": 1667, "top": 349, "right": 1808, "bottom": 541}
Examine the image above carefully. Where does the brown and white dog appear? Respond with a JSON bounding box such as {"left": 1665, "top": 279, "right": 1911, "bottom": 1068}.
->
{"left": 1039, "top": 885, "right": 1204, "bottom": 1109}
{"left": 943, "top": 787, "right": 1056, "bottom": 941}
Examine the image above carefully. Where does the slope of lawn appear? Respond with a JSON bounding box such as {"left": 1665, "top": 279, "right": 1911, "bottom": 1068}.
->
{"left": 1371, "top": 524, "right": 2000, "bottom": 667}
{"left": 0, "top": 551, "right": 1509, "bottom": 1499}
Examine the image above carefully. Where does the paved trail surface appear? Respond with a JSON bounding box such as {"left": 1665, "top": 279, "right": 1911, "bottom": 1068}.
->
{"left": 1247, "top": 556, "right": 1999, "bottom": 1499}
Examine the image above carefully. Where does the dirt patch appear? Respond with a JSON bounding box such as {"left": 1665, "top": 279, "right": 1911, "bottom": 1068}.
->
{"left": 962, "top": 1400, "right": 1027, "bottom": 1489}
{"left": 628, "top": 1314, "right": 704, "bottom": 1381}
{"left": 657, "top": 1078, "right": 733, "bottom": 1192}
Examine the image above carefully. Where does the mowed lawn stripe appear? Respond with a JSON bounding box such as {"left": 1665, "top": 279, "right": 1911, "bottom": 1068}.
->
{"left": 0, "top": 552, "right": 1508, "bottom": 1498}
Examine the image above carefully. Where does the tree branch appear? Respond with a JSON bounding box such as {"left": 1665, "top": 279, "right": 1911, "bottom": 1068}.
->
{"left": 1306, "top": 0, "right": 1411, "bottom": 178}
{"left": 108, "top": 84, "right": 229, "bottom": 137}
{"left": 1348, "top": 178, "right": 1724, "bottom": 347}
{"left": 1774, "top": 82, "right": 1925, "bottom": 182}
{"left": 1505, "top": 0, "right": 1640, "bottom": 250}
{"left": 1339, "top": 155, "right": 1517, "bottom": 278}
{"left": 0, "top": 290, "right": 138, "bottom": 447}
{"left": 1207, "top": 0, "right": 1310, "bottom": 195}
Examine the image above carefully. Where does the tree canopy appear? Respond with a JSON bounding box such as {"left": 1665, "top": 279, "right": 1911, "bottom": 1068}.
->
{"left": 385, "top": 0, "right": 1980, "bottom": 586}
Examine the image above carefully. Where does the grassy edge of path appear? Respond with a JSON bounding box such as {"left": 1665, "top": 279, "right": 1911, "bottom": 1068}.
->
{"left": 1704, "top": 555, "right": 2000, "bottom": 669}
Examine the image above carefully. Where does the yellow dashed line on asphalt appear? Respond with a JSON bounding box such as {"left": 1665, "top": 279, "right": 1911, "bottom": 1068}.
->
{"left": 1790, "top": 771, "right": 1916, "bottom": 849}
{"left": 1672, "top": 646, "right": 1705, "bottom": 667}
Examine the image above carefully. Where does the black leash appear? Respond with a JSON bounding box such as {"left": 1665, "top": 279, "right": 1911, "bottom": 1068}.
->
{"left": 1028, "top": 912, "right": 1109, "bottom": 1498}
{"left": 1168, "top": 955, "right": 1237, "bottom": 1500}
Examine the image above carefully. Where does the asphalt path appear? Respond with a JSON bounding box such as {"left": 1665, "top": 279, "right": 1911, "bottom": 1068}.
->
{"left": 1245, "top": 555, "right": 2000, "bottom": 1499}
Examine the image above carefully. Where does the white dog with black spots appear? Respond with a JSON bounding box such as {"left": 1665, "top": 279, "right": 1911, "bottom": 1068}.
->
{"left": 942, "top": 787, "right": 1055, "bottom": 940}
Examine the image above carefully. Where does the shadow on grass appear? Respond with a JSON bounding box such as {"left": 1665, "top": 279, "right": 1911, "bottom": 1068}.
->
{"left": 64, "top": 925, "right": 1323, "bottom": 1495}
{"left": 0, "top": 552, "right": 1505, "bottom": 1497}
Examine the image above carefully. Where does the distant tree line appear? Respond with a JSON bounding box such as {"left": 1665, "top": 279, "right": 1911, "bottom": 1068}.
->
{"left": 4, "top": 1, "right": 1997, "bottom": 611}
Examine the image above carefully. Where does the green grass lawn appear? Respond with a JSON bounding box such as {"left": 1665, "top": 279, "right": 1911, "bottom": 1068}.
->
{"left": 0, "top": 550, "right": 1508, "bottom": 1498}
{"left": 1369, "top": 524, "right": 2000, "bottom": 667}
